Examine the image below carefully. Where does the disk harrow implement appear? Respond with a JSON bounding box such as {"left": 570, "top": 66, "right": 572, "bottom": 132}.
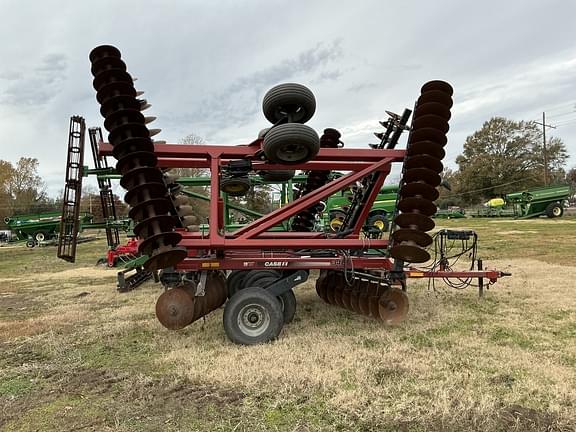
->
{"left": 89, "top": 45, "right": 186, "bottom": 271}
{"left": 88, "top": 44, "right": 509, "bottom": 345}
{"left": 390, "top": 81, "right": 453, "bottom": 264}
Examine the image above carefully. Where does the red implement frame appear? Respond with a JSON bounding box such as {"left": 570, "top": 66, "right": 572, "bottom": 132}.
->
{"left": 99, "top": 141, "right": 508, "bottom": 284}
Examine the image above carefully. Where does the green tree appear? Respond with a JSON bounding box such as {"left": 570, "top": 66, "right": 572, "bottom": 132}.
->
{"left": 454, "top": 117, "right": 568, "bottom": 204}
{"left": 0, "top": 158, "right": 47, "bottom": 228}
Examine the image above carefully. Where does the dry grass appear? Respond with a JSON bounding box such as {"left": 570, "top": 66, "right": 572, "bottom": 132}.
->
{"left": 1, "top": 220, "right": 576, "bottom": 431}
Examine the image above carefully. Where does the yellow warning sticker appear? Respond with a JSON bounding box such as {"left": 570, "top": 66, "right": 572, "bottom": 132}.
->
{"left": 409, "top": 272, "right": 425, "bottom": 277}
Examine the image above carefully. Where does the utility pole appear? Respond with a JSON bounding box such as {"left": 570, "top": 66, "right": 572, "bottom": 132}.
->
{"left": 534, "top": 112, "right": 556, "bottom": 186}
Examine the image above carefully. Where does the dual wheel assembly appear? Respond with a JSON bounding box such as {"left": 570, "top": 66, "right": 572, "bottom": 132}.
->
{"left": 224, "top": 270, "right": 297, "bottom": 345}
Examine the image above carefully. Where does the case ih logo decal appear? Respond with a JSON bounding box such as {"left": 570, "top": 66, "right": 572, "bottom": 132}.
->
{"left": 264, "top": 261, "right": 289, "bottom": 267}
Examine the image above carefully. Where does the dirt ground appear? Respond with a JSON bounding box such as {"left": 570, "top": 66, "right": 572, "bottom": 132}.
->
{"left": 1, "top": 218, "right": 576, "bottom": 431}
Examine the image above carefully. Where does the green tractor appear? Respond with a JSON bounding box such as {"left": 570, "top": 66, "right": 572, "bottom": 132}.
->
{"left": 324, "top": 184, "right": 398, "bottom": 233}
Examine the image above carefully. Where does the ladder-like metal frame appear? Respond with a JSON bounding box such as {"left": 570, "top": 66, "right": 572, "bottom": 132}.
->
{"left": 57, "top": 116, "right": 86, "bottom": 262}
{"left": 89, "top": 127, "right": 120, "bottom": 248}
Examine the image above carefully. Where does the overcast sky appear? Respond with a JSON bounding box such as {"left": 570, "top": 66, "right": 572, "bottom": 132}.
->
{"left": 1, "top": 0, "right": 575, "bottom": 197}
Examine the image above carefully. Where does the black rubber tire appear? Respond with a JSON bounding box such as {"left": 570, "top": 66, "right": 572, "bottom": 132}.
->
{"left": 223, "top": 287, "right": 284, "bottom": 345}
{"left": 220, "top": 177, "right": 251, "bottom": 196}
{"left": 258, "top": 128, "right": 270, "bottom": 139}
{"left": 259, "top": 170, "right": 296, "bottom": 182}
{"left": 263, "top": 123, "right": 320, "bottom": 164}
{"left": 242, "top": 270, "right": 281, "bottom": 289}
{"left": 545, "top": 202, "right": 564, "bottom": 218}
{"left": 34, "top": 231, "right": 48, "bottom": 242}
{"left": 25, "top": 239, "right": 36, "bottom": 248}
{"left": 328, "top": 210, "right": 347, "bottom": 232}
{"left": 367, "top": 212, "right": 389, "bottom": 232}
{"left": 262, "top": 83, "right": 316, "bottom": 124}
{"left": 251, "top": 275, "right": 297, "bottom": 324}
{"left": 278, "top": 289, "right": 297, "bottom": 324}
{"left": 226, "top": 270, "right": 250, "bottom": 298}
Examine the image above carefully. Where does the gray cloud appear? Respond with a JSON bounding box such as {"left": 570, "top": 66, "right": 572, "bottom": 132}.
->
{"left": 0, "top": 53, "right": 68, "bottom": 108}
{"left": 162, "top": 40, "right": 343, "bottom": 132}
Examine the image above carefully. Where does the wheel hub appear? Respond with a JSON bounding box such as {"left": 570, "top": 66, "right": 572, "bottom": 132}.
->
{"left": 238, "top": 304, "right": 270, "bottom": 336}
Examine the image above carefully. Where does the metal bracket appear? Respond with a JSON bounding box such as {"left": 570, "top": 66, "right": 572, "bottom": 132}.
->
{"left": 195, "top": 271, "right": 208, "bottom": 296}
{"left": 266, "top": 270, "right": 309, "bottom": 297}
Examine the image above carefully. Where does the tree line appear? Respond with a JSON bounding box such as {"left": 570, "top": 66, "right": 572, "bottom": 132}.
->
{"left": 437, "top": 117, "right": 574, "bottom": 208}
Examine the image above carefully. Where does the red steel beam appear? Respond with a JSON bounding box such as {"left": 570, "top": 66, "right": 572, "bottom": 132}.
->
{"left": 99, "top": 142, "right": 405, "bottom": 162}
{"left": 234, "top": 158, "right": 394, "bottom": 239}
{"left": 179, "top": 238, "right": 389, "bottom": 249}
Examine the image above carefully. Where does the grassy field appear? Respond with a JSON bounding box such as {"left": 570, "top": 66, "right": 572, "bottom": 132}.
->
{"left": 1, "top": 217, "right": 576, "bottom": 431}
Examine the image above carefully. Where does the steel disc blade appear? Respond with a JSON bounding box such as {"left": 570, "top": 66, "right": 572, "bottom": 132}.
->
{"left": 342, "top": 289, "right": 353, "bottom": 311}
{"left": 333, "top": 285, "right": 346, "bottom": 308}
{"left": 104, "top": 108, "right": 145, "bottom": 131}
{"left": 191, "top": 293, "right": 208, "bottom": 322}
{"left": 414, "top": 102, "right": 451, "bottom": 121}
{"left": 400, "top": 182, "right": 439, "bottom": 201}
{"left": 316, "top": 280, "right": 328, "bottom": 301}
{"left": 326, "top": 285, "right": 337, "bottom": 306}
{"left": 358, "top": 294, "right": 370, "bottom": 316}
{"left": 368, "top": 296, "right": 381, "bottom": 320}
{"left": 398, "top": 197, "right": 437, "bottom": 216}
{"left": 412, "top": 115, "right": 449, "bottom": 134}
{"left": 378, "top": 288, "right": 410, "bottom": 324}
{"left": 394, "top": 212, "right": 435, "bottom": 232}
{"left": 408, "top": 128, "right": 447, "bottom": 146}
{"left": 404, "top": 155, "right": 443, "bottom": 174}
{"left": 155, "top": 288, "right": 195, "bottom": 330}
{"left": 392, "top": 228, "right": 433, "bottom": 247}
{"left": 112, "top": 138, "right": 155, "bottom": 161}
{"left": 93, "top": 69, "right": 134, "bottom": 93}
{"left": 144, "top": 247, "right": 187, "bottom": 271}
{"left": 120, "top": 166, "right": 164, "bottom": 189}
{"left": 403, "top": 168, "right": 441, "bottom": 187}
{"left": 390, "top": 243, "right": 430, "bottom": 263}
{"left": 407, "top": 141, "right": 446, "bottom": 159}
{"left": 124, "top": 182, "right": 168, "bottom": 207}
{"left": 134, "top": 214, "right": 178, "bottom": 239}
{"left": 417, "top": 90, "right": 453, "bottom": 108}
{"left": 420, "top": 80, "right": 454, "bottom": 96}
{"left": 115, "top": 150, "right": 157, "bottom": 175}
{"left": 89, "top": 44, "right": 122, "bottom": 62}
{"left": 128, "top": 198, "right": 172, "bottom": 221}
{"left": 349, "top": 290, "right": 361, "bottom": 314}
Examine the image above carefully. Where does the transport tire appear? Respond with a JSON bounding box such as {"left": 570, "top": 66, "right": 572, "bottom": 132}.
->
{"left": 34, "top": 231, "right": 48, "bottom": 242}
{"left": 252, "top": 275, "right": 297, "bottom": 324}
{"left": 258, "top": 170, "right": 296, "bottom": 182}
{"left": 263, "top": 123, "right": 320, "bottom": 164}
{"left": 242, "top": 270, "right": 281, "bottom": 290}
{"left": 223, "top": 287, "right": 284, "bottom": 345}
{"left": 220, "top": 177, "right": 251, "bottom": 196}
{"left": 545, "top": 202, "right": 563, "bottom": 218}
{"left": 262, "top": 83, "right": 316, "bottom": 124}
{"left": 226, "top": 270, "right": 250, "bottom": 298}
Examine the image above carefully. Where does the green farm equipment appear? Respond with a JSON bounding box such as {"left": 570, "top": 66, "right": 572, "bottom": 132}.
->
{"left": 472, "top": 185, "right": 570, "bottom": 219}
{"left": 434, "top": 206, "right": 466, "bottom": 219}
{"left": 325, "top": 184, "right": 398, "bottom": 233}
{"left": 5, "top": 211, "right": 93, "bottom": 243}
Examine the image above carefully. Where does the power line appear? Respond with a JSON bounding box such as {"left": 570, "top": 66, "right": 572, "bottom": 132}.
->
{"left": 541, "top": 101, "right": 576, "bottom": 114}
{"left": 546, "top": 110, "right": 576, "bottom": 120}
{"left": 443, "top": 178, "right": 528, "bottom": 197}
{"left": 554, "top": 118, "right": 576, "bottom": 127}
{"left": 534, "top": 112, "right": 555, "bottom": 186}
